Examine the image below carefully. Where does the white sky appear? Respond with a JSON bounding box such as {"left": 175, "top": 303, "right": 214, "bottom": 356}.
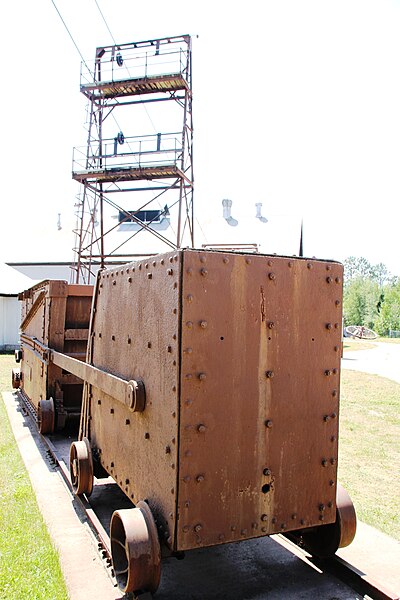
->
{"left": 0, "top": 0, "right": 399, "bottom": 275}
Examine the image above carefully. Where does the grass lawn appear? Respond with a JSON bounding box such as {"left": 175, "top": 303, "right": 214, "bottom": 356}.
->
{"left": 338, "top": 370, "right": 400, "bottom": 540}
{"left": 0, "top": 354, "right": 68, "bottom": 600}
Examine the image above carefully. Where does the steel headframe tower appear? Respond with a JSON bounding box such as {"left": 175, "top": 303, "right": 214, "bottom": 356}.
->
{"left": 71, "top": 35, "right": 194, "bottom": 284}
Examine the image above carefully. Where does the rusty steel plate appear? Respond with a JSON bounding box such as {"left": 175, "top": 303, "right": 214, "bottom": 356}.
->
{"left": 177, "top": 250, "right": 343, "bottom": 551}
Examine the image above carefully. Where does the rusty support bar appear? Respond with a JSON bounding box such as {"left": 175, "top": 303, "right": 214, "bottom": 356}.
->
{"left": 50, "top": 350, "right": 145, "bottom": 413}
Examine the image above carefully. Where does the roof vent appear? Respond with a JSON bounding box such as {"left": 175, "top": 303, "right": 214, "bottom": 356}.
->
{"left": 222, "top": 199, "right": 238, "bottom": 227}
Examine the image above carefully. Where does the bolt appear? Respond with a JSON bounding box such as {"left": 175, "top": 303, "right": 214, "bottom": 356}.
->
{"left": 223, "top": 258, "right": 229, "bottom": 264}
{"left": 307, "top": 263, "right": 312, "bottom": 269}
{"left": 330, "top": 458, "right": 336, "bottom": 466}
{"left": 322, "top": 459, "right": 328, "bottom": 467}
{"left": 325, "top": 370, "right": 332, "bottom": 376}
{"left": 291, "top": 513, "right": 297, "bottom": 520}
{"left": 200, "top": 320, "right": 208, "bottom": 328}
{"left": 319, "top": 515, "right": 325, "bottom": 521}
{"left": 194, "top": 524, "right": 202, "bottom": 533}
{"left": 326, "top": 276, "right": 333, "bottom": 283}
{"left": 328, "top": 501, "right": 333, "bottom": 508}
{"left": 196, "top": 474, "right": 205, "bottom": 483}
{"left": 334, "top": 345, "right": 339, "bottom": 352}
{"left": 268, "top": 321, "right": 275, "bottom": 329}
{"left": 261, "top": 514, "right": 268, "bottom": 521}
{"left": 186, "top": 321, "right": 193, "bottom": 329}
{"left": 261, "top": 526, "right": 267, "bottom": 533}
{"left": 332, "top": 389, "right": 338, "bottom": 397}
{"left": 335, "top": 277, "right": 341, "bottom": 283}
{"left": 331, "top": 435, "right": 336, "bottom": 442}
{"left": 326, "top": 323, "right": 332, "bottom": 330}
{"left": 200, "top": 268, "right": 208, "bottom": 276}
{"left": 268, "top": 272, "right": 276, "bottom": 280}
{"left": 198, "top": 373, "right": 206, "bottom": 380}
{"left": 324, "top": 415, "right": 331, "bottom": 422}
{"left": 263, "top": 468, "right": 271, "bottom": 476}
{"left": 288, "top": 261, "right": 293, "bottom": 267}
{"left": 187, "top": 294, "right": 193, "bottom": 302}
{"left": 319, "top": 504, "right": 326, "bottom": 512}
{"left": 335, "top": 299, "right": 341, "bottom": 306}
{"left": 197, "top": 424, "right": 206, "bottom": 433}
{"left": 246, "top": 258, "right": 251, "bottom": 264}
{"left": 331, "top": 412, "right": 337, "bottom": 419}
{"left": 264, "top": 420, "right": 273, "bottom": 428}
{"left": 265, "top": 371, "right": 274, "bottom": 379}
{"left": 329, "top": 479, "right": 335, "bottom": 487}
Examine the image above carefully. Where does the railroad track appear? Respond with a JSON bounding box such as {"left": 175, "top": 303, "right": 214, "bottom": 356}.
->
{"left": 17, "top": 391, "right": 399, "bottom": 600}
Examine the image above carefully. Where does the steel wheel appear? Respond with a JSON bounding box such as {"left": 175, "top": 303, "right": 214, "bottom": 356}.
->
{"left": 38, "top": 398, "right": 55, "bottom": 434}
{"left": 69, "top": 437, "right": 94, "bottom": 496}
{"left": 287, "top": 483, "right": 357, "bottom": 558}
{"left": 110, "top": 501, "right": 161, "bottom": 594}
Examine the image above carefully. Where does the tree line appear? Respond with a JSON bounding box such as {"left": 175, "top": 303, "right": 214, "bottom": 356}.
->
{"left": 343, "top": 256, "right": 400, "bottom": 336}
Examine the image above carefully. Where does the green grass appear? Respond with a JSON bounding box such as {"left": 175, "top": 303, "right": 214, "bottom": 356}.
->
{"left": 0, "top": 354, "right": 69, "bottom": 600}
{"left": 338, "top": 370, "right": 400, "bottom": 540}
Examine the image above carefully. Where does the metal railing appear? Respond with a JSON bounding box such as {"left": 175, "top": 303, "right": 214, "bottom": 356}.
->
{"left": 72, "top": 132, "right": 182, "bottom": 173}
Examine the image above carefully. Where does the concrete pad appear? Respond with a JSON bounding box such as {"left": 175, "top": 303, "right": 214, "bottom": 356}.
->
{"left": 338, "top": 521, "right": 400, "bottom": 595}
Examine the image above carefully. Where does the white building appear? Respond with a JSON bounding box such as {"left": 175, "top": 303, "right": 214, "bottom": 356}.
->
{"left": 0, "top": 264, "right": 36, "bottom": 351}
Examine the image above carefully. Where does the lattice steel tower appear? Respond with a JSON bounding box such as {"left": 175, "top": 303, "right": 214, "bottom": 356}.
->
{"left": 71, "top": 35, "right": 194, "bottom": 284}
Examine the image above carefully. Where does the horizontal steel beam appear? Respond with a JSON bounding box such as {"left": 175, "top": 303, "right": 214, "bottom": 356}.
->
{"left": 50, "top": 350, "right": 145, "bottom": 413}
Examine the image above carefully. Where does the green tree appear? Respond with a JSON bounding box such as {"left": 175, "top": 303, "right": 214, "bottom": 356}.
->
{"left": 343, "top": 277, "right": 380, "bottom": 328}
{"left": 374, "top": 280, "right": 400, "bottom": 335}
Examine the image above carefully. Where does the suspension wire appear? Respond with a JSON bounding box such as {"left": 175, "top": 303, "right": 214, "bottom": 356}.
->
{"left": 50, "top": 0, "right": 91, "bottom": 73}
{"left": 94, "top": 0, "right": 117, "bottom": 45}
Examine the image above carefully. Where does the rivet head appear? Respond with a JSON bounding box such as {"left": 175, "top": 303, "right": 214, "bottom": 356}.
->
{"left": 328, "top": 501, "right": 333, "bottom": 508}
{"left": 197, "top": 424, "right": 206, "bottom": 433}
{"left": 196, "top": 474, "right": 205, "bottom": 483}
{"left": 165, "top": 445, "right": 171, "bottom": 454}
{"left": 147, "top": 273, "right": 153, "bottom": 279}
{"left": 329, "top": 480, "right": 335, "bottom": 487}
{"left": 194, "top": 524, "right": 202, "bottom": 533}
{"left": 167, "top": 268, "right": 173, "bottom": 275}
{"left": 319, "top": 504, "right": 326, "bottom": 512}
{"left": 267, "top": 321, "right": 275, "bottom": 329}
{"left": 183, "top": 525, "right": 190, "bottom": 533}
{"left": 187, "top": 294, "right": 193, "bottom": 302}
{"left": 332, "top": 389, "right": 338, "bottom": 397}
{"left": 268, "top": 272, "right": 276, "bottom": 280}
{"left": 335, "top": 277, "right": 341, "bottom": 283}
{"left": 264, "top": 420, "right": 273, "bottom": 428}
{"left": 186, "top": 321, "right": 193, "bottom": 328}
{"left": 324, "top": 415, "right": 331, "bottom": 422}
{"left": 322, "top": 459, "right": 328, "bottom": 467}
{"left": 325, "top": 369, "right": 332, "bottom": 376}
{"left": 198, "top": 373, "right": 206, "bottom": 381}
{"left": 288, "top": 261, "right": 293, "bottom": 268}
{"left": 261, "top": 514, "right": 268, "bottom": 521}
{"left": 307, "top": 263, "right": 312, "bottom": 269}
{"left": 200, "top": 268, "right": 208, "bottom": 276}
{"left": 128, "top": 277, "right": 132, "bottom": 283}
{"left": 223, "top": 257, "right": 229, "bottom": 264}
{"left": 265, "top": 371, "right": 274, "bottom": 379}
{"left": 291, "top": 513, "right": 297, "bottom": 520}
{"left": 326, "top": 323, "right": 332, "bottom": 330}
{"left": 334, "top": 345, "right": 339, "bottom": 352}
{"left": 183, "top": 475, "right": 191, "bottom": 483}
{"left": 326, "top": 276, "right": 333, "bottom": 283}
{"left": 263, "top": 468, "right": 271, "bottom": 476}
{"left": 200, "top": 320, "right": 208, "bottom": 329}
{"left": 330, "top": 458, "right": 336, "bottom": 465}
{"left": 261, "top": 526, "right": 267, "bottom": 533}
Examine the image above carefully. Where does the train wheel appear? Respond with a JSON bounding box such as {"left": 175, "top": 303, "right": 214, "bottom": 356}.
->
{"left": 69, "top": 437, "right": 93, "bottom": 496}
{"left": 110, "top": 501, "right": 161, "bottom": 594}
{"left": 11, "top": 368, "right": 21, "bottom": 389}
{"left": 288, "top": 483, "right": 357, "bottom": 558}
{"left": 38, "top": 398, "right": 55, "bottom": 434}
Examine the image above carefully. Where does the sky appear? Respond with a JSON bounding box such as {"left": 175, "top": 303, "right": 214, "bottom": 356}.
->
{"left": 1, "top": 0, "right": 400, "bottom": 276}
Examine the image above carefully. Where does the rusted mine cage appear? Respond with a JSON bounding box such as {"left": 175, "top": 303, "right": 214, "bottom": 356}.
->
{"left": 13, "top": 280, "right": 93, "bottom": 433}
{"left": 67, "top": 248, "right": 356, "bottom": 595}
